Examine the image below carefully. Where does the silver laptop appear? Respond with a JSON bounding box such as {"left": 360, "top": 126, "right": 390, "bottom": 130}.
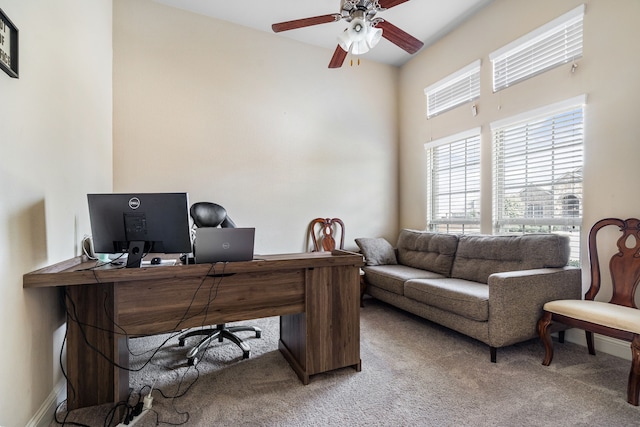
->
{"left": 194, "top": 227, "right": 255, "bottom": 263}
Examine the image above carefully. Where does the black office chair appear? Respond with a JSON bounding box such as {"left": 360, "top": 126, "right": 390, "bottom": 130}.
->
{"left": 178, "top": 202, "right": 262, "bottom": 365}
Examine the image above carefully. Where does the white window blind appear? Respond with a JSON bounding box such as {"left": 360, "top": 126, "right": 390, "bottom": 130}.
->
{"left": 492, "top": 96, "right": 585, "bottom": 263}
{"left": 425, "top": 60, "right": 480, "bottom": 118}
{"left": 490, "top": 4, "right": 584, "bottom": 92}
{"left": 425, "top": 128, "right": 481, "bottom": 233}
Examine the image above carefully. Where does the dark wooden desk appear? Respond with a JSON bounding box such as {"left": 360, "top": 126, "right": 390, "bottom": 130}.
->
{"left": 23, "top": 250, "right": 363, "bottom": 410}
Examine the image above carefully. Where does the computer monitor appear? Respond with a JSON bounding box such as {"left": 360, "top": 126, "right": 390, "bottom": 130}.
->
{"left": 87, "top": 192, "right": 192, "bottom": 268}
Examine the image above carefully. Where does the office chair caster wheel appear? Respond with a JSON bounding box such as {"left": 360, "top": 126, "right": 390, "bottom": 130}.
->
{"left": 188, "top": 356, "right": 198, "bottom": 366}
{"left": 256, "top": 331, "right": 262, "bottom": 338}
{"left": 178, "top": 339, "right": 185, "bottom": 347}
{"left": 242, "top": 350, "right": 250, "bottom": 359}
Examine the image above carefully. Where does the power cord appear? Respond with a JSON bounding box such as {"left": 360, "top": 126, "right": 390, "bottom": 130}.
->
{"left": 143, "top": 388, "right": 154, "bottom": 411}
{"left": 105, "top": 384, "right": 155, "bottom": 427}
{"left": 57, "top": 261, "right": 226, "bottom": 426}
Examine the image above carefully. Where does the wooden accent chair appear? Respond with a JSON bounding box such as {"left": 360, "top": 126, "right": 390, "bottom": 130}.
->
{"left": 307, "top": 217, "right": 365, "bottom": 306}
{"left": 308, "top": 217, "right": 345, "bottom": 252}
{"left": 537, "top": 218, "right": 640, "bottom": 405}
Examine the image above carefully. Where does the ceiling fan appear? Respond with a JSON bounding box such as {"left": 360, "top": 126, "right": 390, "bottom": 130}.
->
{"left": 272, "top": 0, "right": 424, "bottom": 68}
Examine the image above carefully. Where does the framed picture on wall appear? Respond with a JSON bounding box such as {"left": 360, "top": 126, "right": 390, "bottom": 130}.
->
{"left": 0, "top": 8, "right": 18, "bottom": 78}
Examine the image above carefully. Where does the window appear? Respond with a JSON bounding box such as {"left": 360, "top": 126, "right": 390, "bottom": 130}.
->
{"left": 425, "top": 128, "right": 481, "bottom": 233}
{"left": 490, "top": 4, "right": 584, "bottom": 92}
{"left": 492, "top": 96, "right": 585, "bottom": 263}
{"left": 425, "top": 60, "right": 481, "bottom": 118}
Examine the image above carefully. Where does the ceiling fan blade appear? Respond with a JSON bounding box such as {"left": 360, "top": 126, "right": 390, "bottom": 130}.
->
{"left": 328, "top": 46, "right": 348, "bottom": 68}
{"left": 378, "top": 0, "right": 410, "bottom": 9}
{"left": 376, "top": 20, "right": 424, "bottom": 54}
{"left": 272, "top": 14, "right": 340, "bottom": 33}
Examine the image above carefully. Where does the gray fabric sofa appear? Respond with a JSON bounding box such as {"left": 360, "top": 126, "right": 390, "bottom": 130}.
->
{"left": 357, "top": 229, "right": 582, "bottom": 362}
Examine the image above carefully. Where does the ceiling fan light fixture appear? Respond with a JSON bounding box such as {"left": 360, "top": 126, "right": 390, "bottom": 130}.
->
{"left": 337, "top": 18, "right": 383, "bottom": 56}
{"left": 272, "top": 0, "right": 424, "bottom": 69}
{"left": 347, "top": 17, "right": 368, "bottom": 42}
{"left": 351, "top": 39, "right": 370, "bottom": 55}
{"left": 367, "top": 26, "right": 383, "bottom": 48}
{"left": 338, "top": 31, "right": 353, "bottom": 52}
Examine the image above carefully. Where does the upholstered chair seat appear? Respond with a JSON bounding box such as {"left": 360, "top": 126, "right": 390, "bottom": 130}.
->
{"left": 544, "top": 300, "right": 640, "bottom": 334}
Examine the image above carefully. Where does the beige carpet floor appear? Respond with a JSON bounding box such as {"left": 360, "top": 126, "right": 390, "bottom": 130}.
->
{"left": 53, "top": 298, "right": 640, "bottom": 426}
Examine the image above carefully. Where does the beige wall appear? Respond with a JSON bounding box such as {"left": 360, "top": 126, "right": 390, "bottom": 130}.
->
{"left": 399, "top": 0, "right": 640, "bottom": 280}
{"left": 0, "top": 1, "right": 113, "bottom": 426}
{"left": 113, "top": 0, "right": 400, "bottom": 253}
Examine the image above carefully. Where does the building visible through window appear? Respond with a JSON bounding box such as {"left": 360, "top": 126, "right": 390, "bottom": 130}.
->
{"left": 492, "top": 97, "right": 585, "bottom": 264}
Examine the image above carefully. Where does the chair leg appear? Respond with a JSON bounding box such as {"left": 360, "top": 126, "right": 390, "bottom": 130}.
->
{"left": 586, "top": 331, "right": 596, "bottom": 355}
{"left": 227, "top": 325, "right": 262, "bottom": 339}
{"left": 186, "top": 329, "right": 222, "bottom": 362}
{"left": 490, "top": 347, "right": 497, "bottom": 363}
{"left": 178, "top": 328, "right": 215, "bottom": 346}
{"left": 537, "top": 311, "right": 554, "bottom": 366}
{"left": 628, "top": 335, "right": 640, "bottom": 406}
{"left": 219, "top": 329, "right": 251, "bottom": 359}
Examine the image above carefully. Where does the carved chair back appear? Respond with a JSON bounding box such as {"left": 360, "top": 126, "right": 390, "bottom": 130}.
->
{"left": 587, "top": 218, "right": 640, "bottom": 307}
{"left": 309, "top": 218, "right": 345, "bottom": 252}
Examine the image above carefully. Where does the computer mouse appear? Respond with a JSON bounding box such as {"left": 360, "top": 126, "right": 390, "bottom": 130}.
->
{"left": 151, "top": 257, "right": 162, "bottom": 265}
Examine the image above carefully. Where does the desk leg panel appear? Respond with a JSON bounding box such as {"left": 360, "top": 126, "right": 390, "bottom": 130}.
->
{"left": 65, "top": 283, "right": 127, "bottom": 410}
{"left": 280, "top": 313, "right": 306, "bottom": 369}
{"left": 278, "top": 320, "right": 309, "bottom": 385}
{"left": 306, "top": 265, "right": 360, "bottom": 375}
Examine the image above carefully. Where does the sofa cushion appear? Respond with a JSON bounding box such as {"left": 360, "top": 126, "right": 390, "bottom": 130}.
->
{"left": 396, "top": 229, "right": 459, "bottom": 276}
{"left": 451, "top": 234, "right": 570, "bottom": 284}
{"left": 363, "top": 265, "right": 446, "bottom": 295}
{"left": 404, "top": 278, "right": 489, "bottom": 322}
{"left": 355, "top": 237, "right": 398, "bottom": 266}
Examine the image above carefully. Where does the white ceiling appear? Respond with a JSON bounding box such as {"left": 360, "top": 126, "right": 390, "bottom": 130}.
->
{"left": 153, "top": 0, "right": 494, "bottom": 67}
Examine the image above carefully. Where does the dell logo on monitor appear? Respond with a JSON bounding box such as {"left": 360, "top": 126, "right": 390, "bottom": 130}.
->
{"left": 128, "top": 197, "right": 141, "bottom": 210}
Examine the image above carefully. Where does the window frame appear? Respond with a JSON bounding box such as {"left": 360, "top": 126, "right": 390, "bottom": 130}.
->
{"left": 425, "top": 127, "right": 482, "bottom": 234}
{"left": 491, "top": 96, "right": 586, "bottom": 263}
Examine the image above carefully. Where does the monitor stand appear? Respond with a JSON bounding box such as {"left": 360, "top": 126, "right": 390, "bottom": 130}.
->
{"left": 126, "top": 241, "right": 145, "bottom": 268}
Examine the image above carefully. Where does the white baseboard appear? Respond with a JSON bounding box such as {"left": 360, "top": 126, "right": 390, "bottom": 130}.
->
{"left": 564, "top": 328, "right": 632, "bottom": 361}
{"left": 26, "top": 379, "right": 66, "bottom": 427}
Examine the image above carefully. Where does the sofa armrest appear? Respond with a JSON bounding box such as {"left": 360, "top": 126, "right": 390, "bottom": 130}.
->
{"left": 487, "top": 267, "right": 582, "bottom": 347}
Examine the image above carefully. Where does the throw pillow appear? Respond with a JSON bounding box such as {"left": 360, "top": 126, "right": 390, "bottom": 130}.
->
{"left": 355, "top": 237, "right": 398, "bottom": 266}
